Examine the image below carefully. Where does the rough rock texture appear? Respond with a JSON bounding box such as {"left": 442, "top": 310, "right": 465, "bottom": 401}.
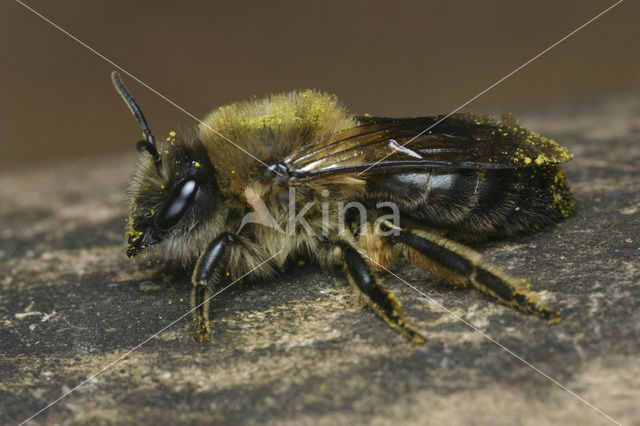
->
{"left": 1, "top": 94, "right": 639, "bottom": 425}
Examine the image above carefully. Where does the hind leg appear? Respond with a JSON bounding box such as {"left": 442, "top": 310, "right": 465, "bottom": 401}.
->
{"left": 378, "top": 221, "right": 560, "bottom": 322}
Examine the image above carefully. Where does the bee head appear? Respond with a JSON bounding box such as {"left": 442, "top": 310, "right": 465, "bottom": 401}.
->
{"left": 126, "top": 133, "right": 221, "bottom": 258}
{"left": 112, "top": 72, "right": 222, "bottom": 262}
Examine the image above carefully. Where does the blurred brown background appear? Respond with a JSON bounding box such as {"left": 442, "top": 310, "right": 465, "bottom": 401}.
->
{"left": 2, "top": 0, "right": 639, "bottom": 169}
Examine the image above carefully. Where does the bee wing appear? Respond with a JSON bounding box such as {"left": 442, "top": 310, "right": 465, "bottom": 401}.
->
{"left": 285, "top": 113, "right": 571, "bottom": 182}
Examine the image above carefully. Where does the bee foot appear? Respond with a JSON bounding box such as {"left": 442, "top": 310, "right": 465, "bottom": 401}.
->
{"left": 194, "top": 320, "right": 212, "bottom": 342}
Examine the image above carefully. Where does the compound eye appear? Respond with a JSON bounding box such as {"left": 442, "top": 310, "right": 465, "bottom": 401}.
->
{"left": 155, "top": 178, "right": 198, "bottom": 230}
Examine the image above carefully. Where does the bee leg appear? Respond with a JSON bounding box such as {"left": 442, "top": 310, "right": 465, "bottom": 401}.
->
{"left": 191, "top": 232, "right": 235, "bottom": 342}
{"left": 338, "top": 241, "right": 426, "bottom": 343}
{"left": 387, "top": 225, "right": 560, "bottom": 323}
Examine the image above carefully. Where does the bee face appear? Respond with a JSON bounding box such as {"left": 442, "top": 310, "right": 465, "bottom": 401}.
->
{"left": 126, "top": 133, "right": 222, "bottom": 262}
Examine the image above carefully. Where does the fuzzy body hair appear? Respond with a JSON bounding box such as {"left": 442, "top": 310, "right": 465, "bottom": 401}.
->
{"left": 127, "top": 90, "right": 365, "bottom": 278}
{"left": 126, "top": 88, "right": 574, "bottom": 278}
{"left": 120, "top": 86, "right": 573, "bottom": 343}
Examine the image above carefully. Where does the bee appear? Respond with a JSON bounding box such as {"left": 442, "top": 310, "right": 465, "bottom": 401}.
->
{"left": 111, "top": 71, "right": 574, "bottom": 343}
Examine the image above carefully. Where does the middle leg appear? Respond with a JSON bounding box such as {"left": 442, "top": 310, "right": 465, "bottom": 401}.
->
{"left": 337, "top": 240, "right": 425, "bottom": 343}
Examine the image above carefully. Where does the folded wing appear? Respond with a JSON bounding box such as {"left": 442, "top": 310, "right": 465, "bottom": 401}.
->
{"left": 285, "top": 113, "right": 571, "bottom": 183}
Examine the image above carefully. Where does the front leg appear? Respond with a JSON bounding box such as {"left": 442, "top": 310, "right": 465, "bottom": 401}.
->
{"left": 191, "top": 232, "right": 235, "bottom": 342}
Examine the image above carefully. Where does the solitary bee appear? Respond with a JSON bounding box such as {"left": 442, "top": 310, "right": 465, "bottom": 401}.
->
{"left": 112, "top": 71, "right": 574, "bottom": 343}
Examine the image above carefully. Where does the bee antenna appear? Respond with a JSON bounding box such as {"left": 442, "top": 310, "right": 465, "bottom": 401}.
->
{"left": 110, "top": 71, "right": 162, "bottom": 169}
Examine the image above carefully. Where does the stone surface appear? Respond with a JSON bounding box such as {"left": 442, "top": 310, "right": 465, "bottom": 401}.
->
{"left": 1, "top": 94, "right": 639, "bottom": 425}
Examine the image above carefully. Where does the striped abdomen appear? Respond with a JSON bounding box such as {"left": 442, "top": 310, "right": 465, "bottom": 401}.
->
{"left": 367, "top": 166, "right": 574, "bottom": 241}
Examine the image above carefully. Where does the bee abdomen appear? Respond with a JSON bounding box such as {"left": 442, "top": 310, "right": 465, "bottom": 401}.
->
{"left": 368, "top": 166, "right": 573, "bottom": 241}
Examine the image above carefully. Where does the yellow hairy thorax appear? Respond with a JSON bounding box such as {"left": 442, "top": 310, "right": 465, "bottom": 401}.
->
{"left": 196, "top": 90, "right": 356, "bottom": 190}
